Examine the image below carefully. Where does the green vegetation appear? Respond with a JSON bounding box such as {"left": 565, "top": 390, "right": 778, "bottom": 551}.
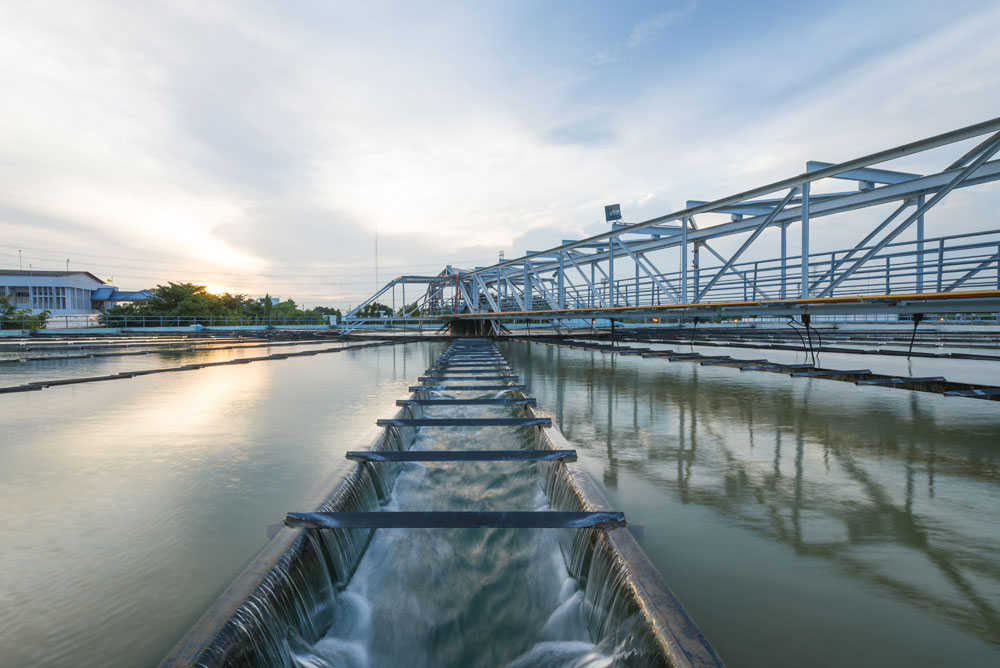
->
{"left": 0, "top": 294, "right": 49, "bottom": 330}
{"left": 101, "top": 282, "right": 341, "bottom": 327}
{"left": 396, "top": 302, "right": 422, "bottom": 316}
{"left": 355, "top": 301, "right": 393, "bottom": 317}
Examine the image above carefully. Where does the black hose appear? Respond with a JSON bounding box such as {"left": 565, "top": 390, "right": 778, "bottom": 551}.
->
{"left": 802, "top": 313, "right": 818, "bottom": 367}
{"left": 907, "top": 313, "right": 924, "bottom": 359}
{"left": 787, "top": 318, "right": 812, "bottom": 365}
{"left": 811, "top": 324, "right": 823, "bottom": 367}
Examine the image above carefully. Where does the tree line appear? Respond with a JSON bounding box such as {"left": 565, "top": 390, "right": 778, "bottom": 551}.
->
{"left": 103, "top": 282, "right": 342, "bottom": 325}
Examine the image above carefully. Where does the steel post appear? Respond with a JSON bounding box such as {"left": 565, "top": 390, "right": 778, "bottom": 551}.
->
{"left": 524, "top": 263, "right": 532, "bottom": 311}
{"left": 608, "top": 239, "right": 615, "bottom": 306}
{"left": 558, "top": 253, "right": 565, "bottom": 309}
{"left": 590, "top": 263, "right": 595, "bottom": 307}
{"left": 634, "top": 259, "right": 640, "bottom": 306}
{"left": 916, "top": 194, "right": 925, "bottom": 293}
{"left": 801, "top": 182, "right": 810, "bottom": 298}
{"left": 681, "top": 216, "right": 689, "bottom": 303}
{"left": 693, "top": 243, "right": 700, "bottom": 300}
{"left": 780, "top": 223, "right": 787, "bottom": 299}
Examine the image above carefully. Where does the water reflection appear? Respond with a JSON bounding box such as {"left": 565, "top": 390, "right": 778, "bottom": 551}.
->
{"left": 0, "top": 341, "right": 445, "bottom": 668}
{"left": 504, "top": 341, "right": 1000, "bottom": 667}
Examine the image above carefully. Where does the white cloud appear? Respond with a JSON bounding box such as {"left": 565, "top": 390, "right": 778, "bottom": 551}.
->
{"left": 628, "top": 0, "right": 700, "bottom": 49}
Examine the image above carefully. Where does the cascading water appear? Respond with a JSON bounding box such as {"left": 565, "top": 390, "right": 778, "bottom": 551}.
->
{"left": 170, "top": 341, "right": 692, "bottom": 668}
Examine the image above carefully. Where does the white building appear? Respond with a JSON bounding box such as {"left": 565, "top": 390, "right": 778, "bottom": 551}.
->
{"left": 0, "top": 270, "right": 151, "bottom": 315}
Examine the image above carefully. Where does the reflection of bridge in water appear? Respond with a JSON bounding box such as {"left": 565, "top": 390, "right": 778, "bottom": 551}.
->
{"left": 347, "top": 118, "right": 1000, "bottom": 331}
{"left": 508, "top": 343, "right": 1000, "bottom": 649}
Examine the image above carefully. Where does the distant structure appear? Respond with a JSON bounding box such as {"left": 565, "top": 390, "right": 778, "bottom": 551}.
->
{"left": 0, "top": 270, "right": 152, "bottom": 315}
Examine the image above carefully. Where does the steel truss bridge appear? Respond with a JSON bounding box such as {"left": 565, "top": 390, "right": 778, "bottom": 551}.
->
{"left": 346, "top": 118, "right": 1000, "bottom": 332}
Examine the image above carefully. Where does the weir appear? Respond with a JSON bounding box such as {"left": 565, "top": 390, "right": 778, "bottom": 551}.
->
{"left": 160, "top": 338, "right": 723, "bottom": 668}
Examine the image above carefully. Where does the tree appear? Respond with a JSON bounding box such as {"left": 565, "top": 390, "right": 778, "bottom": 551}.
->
{"left": 396, "top": 302, "right": 421, "bottom": 316}
{"left": 0, "top": 294, "right": 49, "bottom": 330}
{"left": 357, "top": 301, "right": 392, "bottom": 317}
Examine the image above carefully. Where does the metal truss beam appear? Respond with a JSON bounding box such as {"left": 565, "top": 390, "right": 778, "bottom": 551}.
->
{"left": 695, "top": 187, "right": 798, "bottom": 302}
{"left": 346, "top": 117, "right": 1000, "bottom": 324}
{"left": 818, "top": 134, "right": 1000, "bottom": 297}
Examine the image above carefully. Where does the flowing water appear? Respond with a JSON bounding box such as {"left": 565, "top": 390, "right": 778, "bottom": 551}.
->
{"left": 284, "top": 341, "right": 658, "bottom": 668}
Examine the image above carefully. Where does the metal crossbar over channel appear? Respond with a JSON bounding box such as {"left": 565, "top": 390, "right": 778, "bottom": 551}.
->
{"left": 410, "top": 384, "right": 526, "bottom": 391}
{"left": 285, "top": 511, "right": 626, "bottom": 530}
{"left": 376, "top": 417, "right": 551, "bottom": 427}
{"left": 396, "top": 398, "right": 537, "bottom": 406}
{"left": 346, "top": 449, "right": 577, "bottom": 462}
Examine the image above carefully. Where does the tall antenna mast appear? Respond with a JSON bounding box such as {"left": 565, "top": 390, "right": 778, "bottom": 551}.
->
{"left": 375, "top": 224, "right": 379, "bottom": 289}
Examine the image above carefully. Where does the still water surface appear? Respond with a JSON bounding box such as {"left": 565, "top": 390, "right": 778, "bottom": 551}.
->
{"left": 0, "top": 341, "right": 445, "bottom": 668}
{"left": 0, "top": 339, "right": 351, "bottom": 387}
{"left": 2, "top": 338, "right": 999, "bottom": 667}
{"left": 502, "top": 341, "right": 1000, "bottom": 668}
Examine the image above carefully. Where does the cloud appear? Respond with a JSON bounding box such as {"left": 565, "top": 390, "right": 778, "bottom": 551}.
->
{"left": 542, "top": 116, "right": 617, "bottom": 147}
{"left": 627, "top": 0, "right": 700, "bottom": 49}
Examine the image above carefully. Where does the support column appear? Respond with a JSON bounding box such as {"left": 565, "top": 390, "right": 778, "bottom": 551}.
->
{"left": 608, "top": 239, "right": 615, "bottom": 307}
{"left": 524, "top": 263, "right": 532, "bottom": 311}
{"left": 681, "top": 216, "right": 689, "bottom": 303}
{"left": 634, "top": 258, "right": 640, "bottom": 306}
{"left": 495, "top": 270, "right": 501, "bottom": 311}
{"left": 916, "top": 194, "right": 925, "bottom": 293}
{"left": 590, "top": 263, "right": 595, "bottom": 308}
{"left": 780, "top": 223, "right": 787, "bottom": 299}
{"left": 693, "top": 242, "right": 700, "bottom": 302}
{"left": 558, "top": 253, "right": 566, "bottom": 309}
{"left": 800, "top": 182, "right": 810, "bottom": 298}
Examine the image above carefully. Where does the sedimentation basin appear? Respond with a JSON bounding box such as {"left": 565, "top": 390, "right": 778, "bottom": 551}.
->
{"left": 1, "top": 335, "right": 998, "bottom": 667}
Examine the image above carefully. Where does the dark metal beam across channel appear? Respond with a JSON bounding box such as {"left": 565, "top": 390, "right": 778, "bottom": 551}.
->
{"left": 285, "top": 511, "right": 626, "bottom": 529}
{"left": 426, "top": 368, "right": 513, "bottom": 373}
{"left": 856, "top": 376, "right": 946, "bottom": 385}
{"left": 432, "top": 362, "right": 511, "bottom": 366}
{"left": 437, "top": 357, "right": 504, "bottom": 361}
{"left": 397, "top": 398, "right": 537, "bottom": 406}
{"left": 946, "top": 388, "right": 1000, "bottom": 397}
{"left": 439, "top": 353, "right": 503, "bottom": 356}
{"left": 377, "top": 417, "right": 551, "bottom": 427}
{"left": 436, "top": 360, "right": 505, "bottom": 364}
{"left": 423, "top": 369, "right": 516, "bottom": 374}
{"left": 425, "top": 370, "right": 514, "bottom": 375}
{"left": 791, "top": 369, "right": 872, "bottom": 377}
{"left": 418, "top": 376, "right": 518, "bottom": 382}
{"left": 346, "top": 449, "right": 577, "bottom": 462}
{"left": 411, "top": 384, "right": 526, "bottom": 391}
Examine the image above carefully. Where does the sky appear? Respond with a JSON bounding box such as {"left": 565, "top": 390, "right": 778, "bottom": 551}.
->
{"left": 1, "top": 0, "right": 998, "bottom": 309}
